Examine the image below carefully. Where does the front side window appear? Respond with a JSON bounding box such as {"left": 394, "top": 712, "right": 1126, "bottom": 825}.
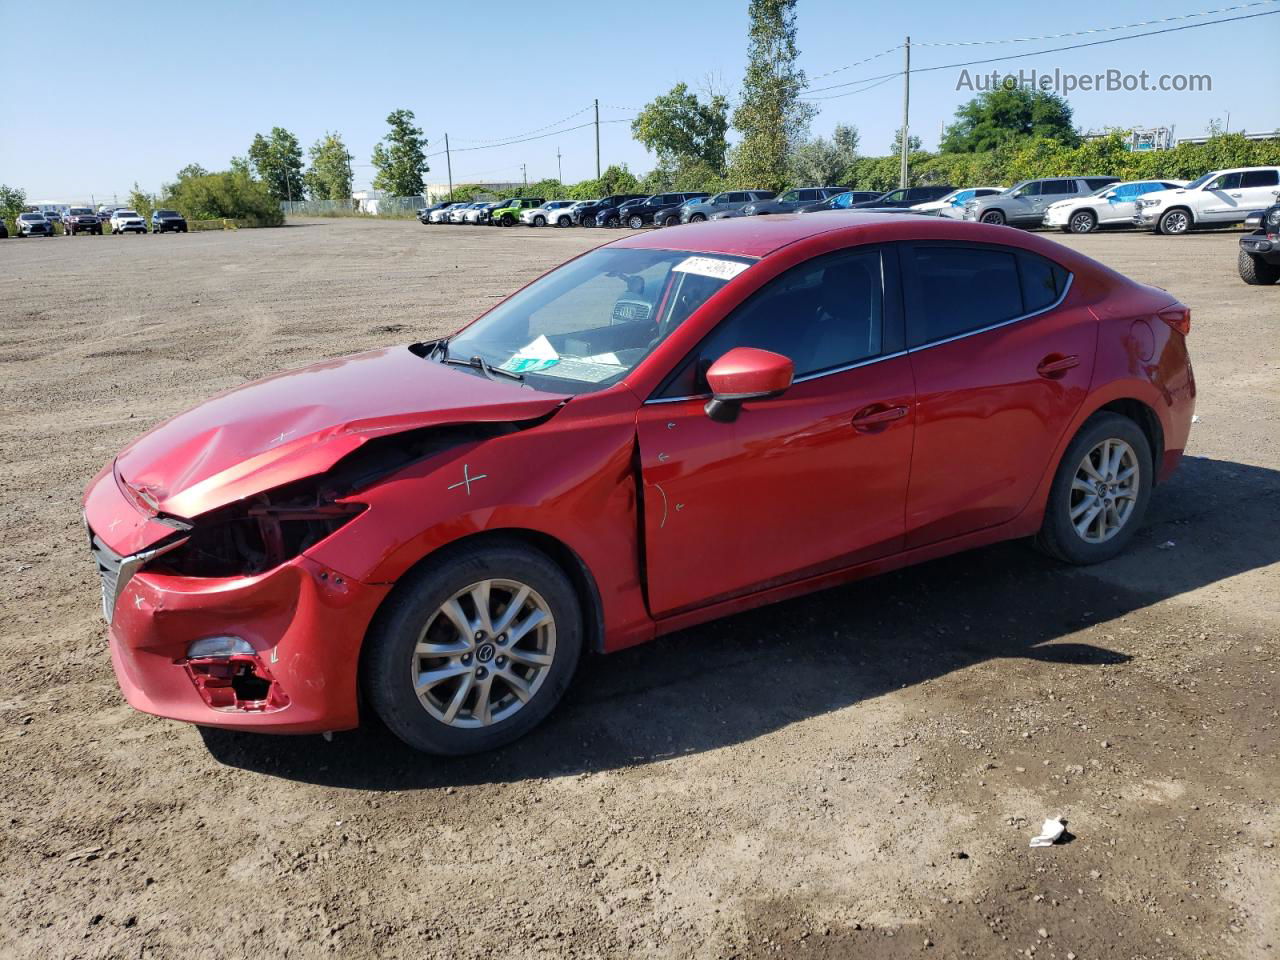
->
{"left": 443, "top": 248, "right": 753, "bottom": 394}
{"left": 658, "top": 248, "right": 888, "bottom": 398}
{"left": 880, "top": 190, "right": 906, "bottom": 203}
{"left": 777, "top": 190, "right": 799, "bottom": 203}
{"left": 904, "top": 244, "right": 1069, "bottom": 347}
{"left": 1016, "top": 181, "right": 1041, "bottom": 197}
{"left": 1207, "top": 173, "right": 1242, "bottom": 191}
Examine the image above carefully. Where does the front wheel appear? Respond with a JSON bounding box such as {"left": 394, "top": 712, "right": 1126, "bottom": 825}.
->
{"left": 1158, "top": 208, "right": 1191, "bottom": 235}
{"left": 533, "top": 215, "right": 546, "bottom": 227}
{"left": 1238, "top": 248, "right": 1280, "bottom": 285}
{"left": 689, "top": 213, "right": 706, "bottom": 223}
{"left": 605, "top": 216, "right": 619, "bottom": 228}
{"left": 363, "top": 541, "right": 583, "bottom": 755}
{"left": 500, "top": 214, "right": 515, "bottom": 226}
{"left": 1068, "top": 210, "right": 1097, "bottom": 234}
{"left": 557, "top": 215, "right": 571, "bottom": 227}
{"left": 627, "top": 215, "right": 644, "bottom": 229}
{"left": 980, "top": 209, "right": 1006, "bottom": 226}
{"left": 1035, "top": 412, "right": 1153, "bottom": 565}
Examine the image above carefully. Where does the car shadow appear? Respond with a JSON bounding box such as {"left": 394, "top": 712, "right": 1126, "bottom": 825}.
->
{"left": 200, "top": 455, "right": 1280, "bottom": 788}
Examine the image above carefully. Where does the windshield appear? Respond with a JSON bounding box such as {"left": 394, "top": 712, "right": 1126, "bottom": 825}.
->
{"left": 442, "top": 247, "right": 754, "bottom": 393}
{"left": 1184, "top": 171, "right": 1215, "bottom": 190}
{"left": 117, "top": 210, "right": 139, "bottom": 217}
{"left": 156, "top": 209, "right": 180, "bottom": 217}
{"left": 19, "top": 213, "right": 42, "bottom": 220}
{"left": 70, "top": 208, "right": 93, "bottom": 215}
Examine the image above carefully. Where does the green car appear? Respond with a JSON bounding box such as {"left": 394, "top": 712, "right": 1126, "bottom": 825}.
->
{"left": 489, "top": 197, "right": 545, "bottom": 227}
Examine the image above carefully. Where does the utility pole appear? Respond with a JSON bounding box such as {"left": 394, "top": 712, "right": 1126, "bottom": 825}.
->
{"left": 556, "top": 146, "right": 562, "bottom": 185}
{"left": 521, "top": 163, "right": 528, "bottom": 189}
{"left": 594, "top": 98, "right": 601, "bottom": 179}
{"left": 445, "top": 133, "right": 454, "bottom": 201}
{"left": 899, "top": 36, "right": 911, "bottom": 189}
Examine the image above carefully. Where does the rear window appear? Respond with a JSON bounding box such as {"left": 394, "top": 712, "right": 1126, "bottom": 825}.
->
{"left": 905, "top": 244, "right": 1070, "bottom": 347}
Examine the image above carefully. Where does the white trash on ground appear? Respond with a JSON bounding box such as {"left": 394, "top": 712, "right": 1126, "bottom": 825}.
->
{"left": 1029, "top": 818, "right": 1067, "bottom": 847}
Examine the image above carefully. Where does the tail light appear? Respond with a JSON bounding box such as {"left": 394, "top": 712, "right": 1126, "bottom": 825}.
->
{"left": 1158, "top": 306, "right": 1191, "bottom": 336}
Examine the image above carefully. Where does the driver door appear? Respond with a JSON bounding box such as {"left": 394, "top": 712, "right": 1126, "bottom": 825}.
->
{"left": 635, "top": 246, "right": 915, "bottom": 617}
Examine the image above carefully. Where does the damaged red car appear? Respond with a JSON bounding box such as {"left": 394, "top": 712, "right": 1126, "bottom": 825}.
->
{"left": 83, "top": 213, "right": 1195, "bottom": 754}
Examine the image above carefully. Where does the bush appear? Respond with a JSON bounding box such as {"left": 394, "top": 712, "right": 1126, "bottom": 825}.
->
{"left": 167, "top": 171, "right": 283, "bottom": 226}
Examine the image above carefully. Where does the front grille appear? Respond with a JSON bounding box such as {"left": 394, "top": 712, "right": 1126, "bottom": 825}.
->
{"left": 90, "top": 534, "right": 125, "bottom": 622}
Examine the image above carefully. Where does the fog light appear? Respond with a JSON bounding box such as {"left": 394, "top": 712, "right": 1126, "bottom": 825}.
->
{"left": 187, "top": 635, "right": 253, "bottom": 659}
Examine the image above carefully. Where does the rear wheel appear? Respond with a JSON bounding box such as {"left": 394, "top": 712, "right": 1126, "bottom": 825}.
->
{"left": 1035, "top": 412, "right": 1152, "bottom": 565}
{"left": 364, "top": 541, "right": 583, "bottom": 755}
{"left": 1158, "top": 208, "right": 1191, "bottom": 235}
{"left": 1238, "top": 248, "right": 1280, "bottom": 285}
{"left": 1068, "top": 210, "right": 1097, "bottom": 234}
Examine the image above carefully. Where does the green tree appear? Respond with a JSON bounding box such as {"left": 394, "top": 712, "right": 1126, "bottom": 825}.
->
{"left": 167, "top": 169, "right": 283, "bottom": 226}
{"left": 247, "top": 127, "right": 305, "bottom": 202}
{"left": 1, "top": 183, "right": 26, "bottom": 233}
{"left": 890, "top": 127, "right": 922, "bottom": 154}
{"left": 371, "top": 109, "right": 429, "bottom": 197}
{"left": 730, "top": 0, "right": 817, "bottom": 191}
{"left": 790, "top": 123, "right": 859, "bottom": 185}
{"left": 304, "top": 131, "right": 354, "bottom": 200}
{"left": 128, "top": 182, "right": 156, "bottom": 222}
{"left": 174, "top": 163, "right": 209, "bottom": 183}
{"left": 941, "top": 87, "right": 1078, "bottom": 153}
{"left": 632, "top": 83, "right": 730, "bottom": 176}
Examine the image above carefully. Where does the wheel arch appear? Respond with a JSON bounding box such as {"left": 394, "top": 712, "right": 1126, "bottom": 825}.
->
{"left": 1161, "top": 204, "right": 1195, "bottom": 227}
{"left": 1095, "top": 397, "right": 1164, "bottom": 477}
{"left": 362, "top": 527, "right": 607, "bottom": 658}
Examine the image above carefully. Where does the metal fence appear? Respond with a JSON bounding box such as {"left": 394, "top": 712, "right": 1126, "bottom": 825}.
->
{"left": 280, "top": 196, "right": 426, "bottom": 218}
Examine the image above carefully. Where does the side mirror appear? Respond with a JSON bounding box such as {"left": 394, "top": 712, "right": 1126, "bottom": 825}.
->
{"left": 704, "top": 347, "right": 794, "bottom": 423}
{"left": 1103, "top": 191, "right": 1117, "bottom": 200}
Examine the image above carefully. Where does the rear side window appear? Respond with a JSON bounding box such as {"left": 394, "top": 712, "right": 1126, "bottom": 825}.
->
{"left": 1042, "top": 180, "right": 1077, "bottom": 195}
{"left": 1241, "top": 169, "right": 1279, "bottom": 188}
{"left": 904, "top": 244, "right": 1069, "bottom": 347}
{"left": 1084, "top": 177, "right": 1118, "bottom": 190}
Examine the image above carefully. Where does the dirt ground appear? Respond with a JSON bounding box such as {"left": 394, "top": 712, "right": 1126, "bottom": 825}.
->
{"left": 0, "top": 217, "right": 1276, "bottom": 960}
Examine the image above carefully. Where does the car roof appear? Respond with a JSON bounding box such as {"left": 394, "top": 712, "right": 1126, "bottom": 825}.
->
{"left": 609, "top": 210, "right": 1110, "bottom": 262}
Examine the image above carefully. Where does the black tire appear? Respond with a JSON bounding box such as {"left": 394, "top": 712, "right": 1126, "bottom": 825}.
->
{"left": 689, "top": 213, "right": 706, "bottom": 223}
{"left": 363, "top": 540, "right": 583, "bottom": 755}
{"left": 1035, "top": 412, "right": 1153, "bottom": 565}
{"left": 628, "top": 215, "right": 644, "bottom": 229}
{"left": 1237, "top": 248, "right": 1280, "bottom": 285}
{"left": 605, "top": 216, "right": 619, "bottom": 228}
{"left": 533, "top": 215, "right": 546, "bottom": 227}
{"left": 1157, "top": 208, "right": 1192, "bottom": 235}
{"left": 1068, "top": 209, "right": 1097, "bottom": 234}
{"left": 980, "top": 209, "right": 1006, "bottom": 226}
{"left": 501, "top": 213, "right": 515, "bottom": 226}
{"left": 557, "top": 215, "right": 571, "bottom": 227}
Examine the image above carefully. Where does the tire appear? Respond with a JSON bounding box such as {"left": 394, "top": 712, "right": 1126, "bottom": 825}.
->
{"left": 980, "top": 209, "right": 1006, "bottom": 226}
{"left": 628, "top": 215, "right": 644, "bottom": 229}
{"left": 1238, "top": 248, "right": 1280, "bottom": 285}
{"left": 1157, "top": 208, "right": 1192, "bottom": 235}
{"left": 501, "top": 214, "right": 515, "bottom": 227}
{"left": 605, "top": 216, "right": 619, "bottom": 228}
{"left": 689, "top": 213, "right": 706, "bottom": 223}
{"left": 1035, "top": 412, "right": 1153, "bottom": 565}
{"left": 533, "top": 215, "right": 546, "bottom": 227}
{"left": 363, "top": 540, "right": 583, "bottom": 755}
{"left": 1068, "top": 210, "right": 1097, "bottom": 234}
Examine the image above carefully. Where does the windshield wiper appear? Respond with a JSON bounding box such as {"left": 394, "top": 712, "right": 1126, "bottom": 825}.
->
{"left": 438, "top": 353, "right": 525, "bottom": 383}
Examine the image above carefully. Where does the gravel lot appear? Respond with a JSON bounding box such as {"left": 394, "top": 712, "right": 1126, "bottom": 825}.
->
{"left": 0, "top": 217, "right": 1276, "bottom": 960}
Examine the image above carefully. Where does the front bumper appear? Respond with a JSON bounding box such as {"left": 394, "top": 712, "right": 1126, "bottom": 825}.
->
{"left": 155, "top": 220, "right": 187, "bottom": 231}
{"left": 116, "top": 223, "right": 146, "bottom": 232}
{"left": 1132, "top": 208, "right": 1160, "bottom": 226}
{"left": 1042, "top": 207, "right": 1071, "bottom": 226}
{"left": 1240, "top": 234, "right": 1280, "bottom": 264}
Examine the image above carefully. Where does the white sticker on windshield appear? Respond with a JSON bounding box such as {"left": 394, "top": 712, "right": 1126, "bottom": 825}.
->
{"left": 500, "top": 334, "right": 561, "bottom": 373}
{"left": 672, "top": 256, "right": 749, "bottom": 281}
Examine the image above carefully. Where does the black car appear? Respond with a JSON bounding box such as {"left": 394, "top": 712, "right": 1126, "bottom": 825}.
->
{"left": 1238, "top": 202, "right": 1280, "bottom": 285}
{"left": 597, "top": 197, "right": 653, "bottom": 228}
{"left": 151, "top": 209, "right": 188, "bottom": 233}
{"left": 850, "top": 185, "right": 956, "bottom": 209}
{"left": 576, "top": 194, "right": 647, "bottom": 228}
{"left": 619, "top": 192, "right": 710, "bottom": 229}
{"left": 0, "top": 219, "right": 7, "bottom": 239}
{"left": 796, "top": 191, "right": 883, "bottom": 213}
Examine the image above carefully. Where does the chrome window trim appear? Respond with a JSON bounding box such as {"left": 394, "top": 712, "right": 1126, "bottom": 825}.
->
{"left": 906, "top": 271, "right": 1073, "bottom": 354}
{"left": 644, "top": 351, "right": 911, "bottom": 405}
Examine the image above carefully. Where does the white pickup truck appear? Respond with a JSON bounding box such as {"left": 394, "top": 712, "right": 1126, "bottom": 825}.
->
{"left": 1133, "top": 166, "right": 1280, "bottom": 235}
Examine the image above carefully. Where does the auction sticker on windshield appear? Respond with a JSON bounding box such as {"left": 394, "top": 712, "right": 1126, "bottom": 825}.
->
{"left": 672, "top": 256, "right": 751, "bottom": 281}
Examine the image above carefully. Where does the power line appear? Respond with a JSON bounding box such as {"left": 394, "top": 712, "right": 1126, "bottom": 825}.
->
{"left": 450, "top": 105, "right": 594, "bottom": 144}
{"left": 802, "top": 74, "right": 896, "bottom": 102}
{"left": 445, "top": 118, "right": 632, "bottom": 154}
{"left": 803, "top": 8, "right": 1280, "bottom": 98}
{"left": 809, "top": 45, "right": 903, "bottom": 83}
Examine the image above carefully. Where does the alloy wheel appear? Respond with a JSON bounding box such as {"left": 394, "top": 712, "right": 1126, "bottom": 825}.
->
{"left": 411, "top": 578, "right": 556, "bottom": 728}
{"left": 1161, "top": 210, "right": 1190, "bottom": 235}
{"left": 1069, "top": 438, "right": 1140, "bottom": 544}
{"left": 1070, "top": 211, "right": 1096, "bottom": 234}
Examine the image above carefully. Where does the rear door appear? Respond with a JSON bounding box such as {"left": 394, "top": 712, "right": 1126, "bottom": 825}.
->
{"left": 1239, "top": 169, "right": 1280, "bottom": 213}
{"left": 637, "top": 245, "right": 915, "bottom": 616}
{"left": 901, "top": 242, "right": 1095, "bottom": 547}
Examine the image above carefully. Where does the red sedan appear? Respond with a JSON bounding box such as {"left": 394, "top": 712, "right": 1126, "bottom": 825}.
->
{"left": 83, "top": 213, "right": 1195, "bottom": 754}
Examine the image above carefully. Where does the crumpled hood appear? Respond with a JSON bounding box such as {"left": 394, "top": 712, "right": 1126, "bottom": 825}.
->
{"left": 114, "top": 345, "right": 568, "bottom": 520}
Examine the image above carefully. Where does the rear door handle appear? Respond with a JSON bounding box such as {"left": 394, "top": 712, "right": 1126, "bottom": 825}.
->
{"left": 1036, "top": 354, "right": 1080, "bottom": 378}
{"left": 852, "top": 404, "right": 909, "bottom": 431}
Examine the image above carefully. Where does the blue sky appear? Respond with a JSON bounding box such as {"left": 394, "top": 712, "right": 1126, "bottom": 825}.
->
{"left": 2, "top": 0, "right": 1277, "bottom": 202}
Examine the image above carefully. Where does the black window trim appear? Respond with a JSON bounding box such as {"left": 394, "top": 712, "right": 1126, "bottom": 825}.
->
{"left": 900, "top": 240, "right": 1074, "bottom": 353}
{"left": 645, "top": 242, "right": 907, "bottom": 404}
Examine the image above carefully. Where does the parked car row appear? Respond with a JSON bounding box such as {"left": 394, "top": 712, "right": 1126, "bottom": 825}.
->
{"left": 407, "top": 166, "right": 1280, "bottom": 242}
{"left": 2, "top": 206, "right": 189, "bottom": 238}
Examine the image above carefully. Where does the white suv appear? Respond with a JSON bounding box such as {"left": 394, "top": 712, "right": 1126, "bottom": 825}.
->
{"left": 109, "top": 209, "right": 147, "bottom": 234}
{"left": 1133, "top": 167, "right": 1280, "bottom": 235}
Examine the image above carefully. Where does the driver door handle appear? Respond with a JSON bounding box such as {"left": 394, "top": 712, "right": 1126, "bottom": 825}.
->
{"left": 852, "top": 404, "right": 909, "bottom": 431}
{"left": 1037, "top": 354, "right": 1080, "bottom": 378}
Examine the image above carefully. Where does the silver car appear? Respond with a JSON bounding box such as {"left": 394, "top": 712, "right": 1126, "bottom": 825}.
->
{"left": 680, "top": 190, "right": 776, "bottom": 223}
{"left": 740, "top": 187, "right": 845, "bottom": 216}
{"left": 1043, "top": 179, "right": 1185, "bottom": 234}
{"left": 963, "top": 177, "right": 1119, "bottom": 227}
{"left": 520, "top": 200, "right": 577, "bottom": 227}
{"left": 429, "top": 203, "right": 466, "bottom": 224}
